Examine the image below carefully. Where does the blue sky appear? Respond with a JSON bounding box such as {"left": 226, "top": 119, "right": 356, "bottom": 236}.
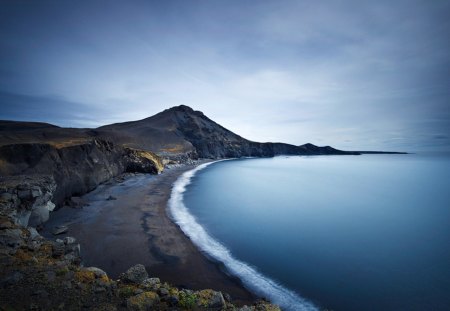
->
{"left": 0, "top": 0, "right": 449, "bottom": 151}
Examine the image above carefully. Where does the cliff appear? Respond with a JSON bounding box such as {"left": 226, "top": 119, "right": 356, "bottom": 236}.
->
{"left": 0, "top": 139, "right": 163, "bottom": 211}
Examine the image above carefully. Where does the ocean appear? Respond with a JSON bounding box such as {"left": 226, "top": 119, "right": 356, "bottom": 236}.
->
{"left": 168, "top": 154, "right": 450, "bottom": 310}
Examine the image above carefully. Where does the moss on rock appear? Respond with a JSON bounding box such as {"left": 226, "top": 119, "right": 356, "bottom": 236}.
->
{"left": 126, "top": 291, "right": 159, "bottom": 311}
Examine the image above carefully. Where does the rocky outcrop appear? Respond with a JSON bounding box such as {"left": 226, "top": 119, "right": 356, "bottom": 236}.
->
{"left": 0, "top": 139, "right": 163, "bottom": 207}
{"left": 0, "top": 175, "right": 56, "bottom": 227}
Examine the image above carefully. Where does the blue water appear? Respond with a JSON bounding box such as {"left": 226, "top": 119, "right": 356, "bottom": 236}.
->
{"left": 169, "top": 154, "right": 450, "bottom": 311}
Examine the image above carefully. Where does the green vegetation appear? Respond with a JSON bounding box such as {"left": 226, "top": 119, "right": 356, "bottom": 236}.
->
{"left": 178, "top": 291, "right": 197, "bottom": 309}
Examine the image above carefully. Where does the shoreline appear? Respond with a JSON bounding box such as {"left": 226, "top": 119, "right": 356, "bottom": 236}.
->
{"left": 41, "top": 161, "right": 255, "bottom": 305}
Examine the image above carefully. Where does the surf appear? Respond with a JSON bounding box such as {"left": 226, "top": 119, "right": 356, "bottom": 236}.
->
{"left": 168, "top": 160, "right": 317, "bottom": 311}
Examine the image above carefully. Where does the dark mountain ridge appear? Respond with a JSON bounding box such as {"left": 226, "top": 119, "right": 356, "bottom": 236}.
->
{"left": 97, "top": 105, "right": 361, "bottom": 158}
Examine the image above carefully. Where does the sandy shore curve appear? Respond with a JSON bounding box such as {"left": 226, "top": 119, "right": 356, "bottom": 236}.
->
{"left": 42, "top": 162, "right": 254, "bottom": 304}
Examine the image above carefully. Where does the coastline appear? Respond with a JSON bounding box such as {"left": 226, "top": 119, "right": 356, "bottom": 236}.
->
{"left": 41, "top": 160, "right": 255, "bottom": 305}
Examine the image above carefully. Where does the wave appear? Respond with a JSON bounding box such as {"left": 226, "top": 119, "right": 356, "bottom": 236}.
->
{"left": 168, "top": 160, "right": 318, "bottom": 311}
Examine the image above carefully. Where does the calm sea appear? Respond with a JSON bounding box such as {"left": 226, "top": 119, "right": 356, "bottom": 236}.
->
{"left": 168, "top": 154, "right": 450, "bottom": 310}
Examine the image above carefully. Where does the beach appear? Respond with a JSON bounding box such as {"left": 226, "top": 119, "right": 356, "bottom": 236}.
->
{"left": 41, "top": 162, "right": 254, "bottom": 304}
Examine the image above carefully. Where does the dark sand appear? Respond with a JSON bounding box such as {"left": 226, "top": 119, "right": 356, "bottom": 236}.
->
{"left": 42, "top": 164, "right": 254, "bottom": 304}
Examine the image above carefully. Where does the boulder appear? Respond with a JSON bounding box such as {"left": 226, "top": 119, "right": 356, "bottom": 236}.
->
{"left": 141, "top": 277, "right": 160, "bottom": 290}
{"left": 27, "top": 240, "right": 41, "bottom": 251}
{"left": 63, "top": 236, "right": 76, "bottom": 245}
{"left": 52, "top": 242, "right": 65, "bottom": 258}
{"left": 28, "top": 201, "right": 55, "bottom": 227}
{"left": 85, "top": 267, "right": 107, "bottom": 279}
{"left": 52, "top": 225, "right": 68, "bottom": 235}
{"left": 158, "top": 288, "right": 169, "bottom": 297}
{"left": 123, "top": 264, "right": 148, "bottom": 284}
{"left": 209, "top": 291, "right": 226, "bottom": 308}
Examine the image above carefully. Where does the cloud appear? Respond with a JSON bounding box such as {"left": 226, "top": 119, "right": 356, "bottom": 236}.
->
{"left": 0, "top": 91, "right": 106, "bottom": 127}
{"left": 0, "top": 0, "right": 449, "bottom": 151}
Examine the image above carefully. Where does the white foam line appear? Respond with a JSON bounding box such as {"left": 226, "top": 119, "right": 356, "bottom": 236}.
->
{"left": 168, "top": 160, "right": 318, "bottom": 311}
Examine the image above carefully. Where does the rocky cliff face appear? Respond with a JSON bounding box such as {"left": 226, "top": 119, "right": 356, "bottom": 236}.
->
{"left": 0, "top": 139, "right": 163, "bottom": 208}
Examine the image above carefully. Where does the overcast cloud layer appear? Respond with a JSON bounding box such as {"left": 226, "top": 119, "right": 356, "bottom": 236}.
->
{"left": 0, "top": 0, "right": 449, "bottom": 151}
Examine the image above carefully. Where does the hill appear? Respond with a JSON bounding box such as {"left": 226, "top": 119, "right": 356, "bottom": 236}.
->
{"left": 96, "top": 105, "right": 360, "bottom": 158}
{"left": 0, "top": 105, "right": 360, "bottom": 158}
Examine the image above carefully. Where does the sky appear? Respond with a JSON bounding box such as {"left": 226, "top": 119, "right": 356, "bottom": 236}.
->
{"left": 0, "top": 0, "right": 449, "bottom": 152}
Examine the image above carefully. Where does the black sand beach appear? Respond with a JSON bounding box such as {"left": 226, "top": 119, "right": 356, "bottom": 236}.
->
{"left": 42, "top": 164, "right": 254, "bottom": 304}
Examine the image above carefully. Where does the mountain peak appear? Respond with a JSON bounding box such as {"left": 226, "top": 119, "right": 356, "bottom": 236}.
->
{"left": 167, "top": 105, "right": 195, "bottom": 113}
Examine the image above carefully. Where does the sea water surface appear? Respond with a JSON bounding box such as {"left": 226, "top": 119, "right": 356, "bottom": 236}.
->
{"left": 169, "top": 154, "right": 450, "bottom": 310}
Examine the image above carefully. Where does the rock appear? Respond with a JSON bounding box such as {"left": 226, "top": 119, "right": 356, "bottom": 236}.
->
{"left": 72, "top": 243, "right": 81, "bottom": 256}
{"left": 106, "top": 195, "right": 117, "bottom": 201}
{"left": 52, "top": 242, "right": 65, "bottom": 257}
{"left": 69, "top": 196, "right": 86, "bottom": 208}
{"left": 27, "top": 227, "right": 42, "bottom": 240}
{"left": 63, "top": 253, "right": 77, "bottom": 263}
{"left": 0, "top": 229, "right": 23, "bottom": 248}
{"left": 16, "top": 210, "right": 31, "bottom": 227}
{"left": 239, "top": 306, "right": 253, "bottom": 311}
{"left": 0, "top": 192, "right": 13, "bottom": 202}
{"left": 141, "top": 277, "right": 160, "bottom": 290}
{"left": 64, "top": 243, "right": 81, "bottom": 263}
{"left": 123, "top": 264, "right": 148, "bottom": 284}
{"left": 94, "top": 286, "right": 106, "bottom": 293}
{"left": 223, "top": 292, "right": 232, "bottom": 302}
{"left": 56, "top": 239, "right": 64, "bottom": 243}
{"left": 29, "top": 201, "right": 55, "bottom": 227}
{"left": 134, "top": 288, "right": 144, "bottom": 295}
{"left": 17, "top": 189, "right": 31, "bottom": 200}
{"left": 209, "top": 291, "right": 226, "bottom": 308}
{"left": 158, "top": 288, "right": 169, "bottom": 297}
{"left": 63, "top": 236, "right": 76, "bottom": 245}
{"left": 27, "top": 240, "right": 41, "bottom": 251}
{"left": 30, "top": 187, "right": 42, "bottom": 198}
{"left": 85, "top": 267, "right": 107, "bottom": 278}
{"left": 126, "top": 292, "right": 159, "bottom": 311}
{"left": 52, "top": 225, "right": 68, "bottom": 235}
